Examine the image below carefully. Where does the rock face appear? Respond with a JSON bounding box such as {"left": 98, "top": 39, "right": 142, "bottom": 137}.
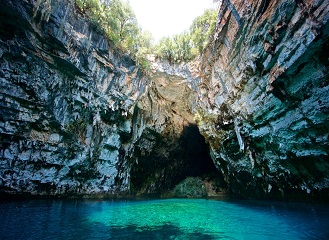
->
{"left": 0, "top": 0, "right": 148, "bottom": 196}
{"left": 173, "top": 177, "right": 207, "bottom": 198}
{"left": 0, "top": 0, "right": 218, "bottom": 197}
{"left": 1, "top": 0, "right": 328, "bottom": 202}
{"left": 195, "top": 0, "right": 329, "bottom": 201}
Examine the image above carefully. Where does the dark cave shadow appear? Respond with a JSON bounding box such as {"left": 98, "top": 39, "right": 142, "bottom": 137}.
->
{"left": 130, "top": 123, "right": 226, "bottom": 195}
{"left": 180, "top": 123, "right": 219, "bottom": 176}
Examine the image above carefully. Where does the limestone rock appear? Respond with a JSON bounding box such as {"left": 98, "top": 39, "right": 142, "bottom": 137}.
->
{"left": 173, "top": 177, "right": 207, "bottom": 198}
{"left": 0, "top": 0, "right": 147, "bottom": 196}
{"left": 0, "top": 0, "right": 218, "bottom": 198}
{"left": 1, "top": 0, "right": 328, "bottom": 202}
{"left": 196, "top": 0, "right": 329, "bottom": 201}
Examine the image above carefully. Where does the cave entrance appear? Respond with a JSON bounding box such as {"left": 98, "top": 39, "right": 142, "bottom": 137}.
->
{"left": 130, "top": 123, "right": 226, "bottom": 196}
{"left": 179, "top": 124, "right": 218, "bottom": 177}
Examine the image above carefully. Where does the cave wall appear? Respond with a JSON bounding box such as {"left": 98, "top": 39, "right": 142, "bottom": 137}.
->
{"left": 0, "top": 0, "right": 149, "bottom": 196}
{"left": 129, "top": 58, "right": 220, "bottom": 195}
{"left": 195, "top": 0, "right": 329, "bottom": 201}
{"left": 1, "top": 0, "right": 328, "bottom": 201}
{"left": 0, "top": 0, "right": 219, "bottom": 198}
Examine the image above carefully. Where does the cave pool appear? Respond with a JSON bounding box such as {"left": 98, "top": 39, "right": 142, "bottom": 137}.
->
{"left": 0, "top": 198, "right": 328, "bottom": 239}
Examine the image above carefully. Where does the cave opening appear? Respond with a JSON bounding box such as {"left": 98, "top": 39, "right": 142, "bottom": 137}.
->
{"left": 179, "top": 124, "right": 219, "bottom": 177}
{"left": 130, "top": 123, "right": 226, "bottom": 196}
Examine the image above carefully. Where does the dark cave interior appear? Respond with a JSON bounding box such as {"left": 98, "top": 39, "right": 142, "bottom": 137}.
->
{"left": 130, "top": 124, "right": 225, "bottom": 196}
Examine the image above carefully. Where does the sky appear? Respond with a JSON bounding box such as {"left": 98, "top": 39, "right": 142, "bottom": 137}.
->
{"left": 128, "top": 0, "right": 216, "bottom": 42}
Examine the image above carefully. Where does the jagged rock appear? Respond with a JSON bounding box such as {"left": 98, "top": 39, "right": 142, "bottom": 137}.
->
{"left": 196, "top": 0, "right": 329, "bottom": 201}
{"left": 0, "top": 0, "right": 218, "bottom": 198}
{"left": 0, "top": 0, "right": 148, "bottom": 196}
{"left": 1, "top": 0, "right": 328, "bottom": 202}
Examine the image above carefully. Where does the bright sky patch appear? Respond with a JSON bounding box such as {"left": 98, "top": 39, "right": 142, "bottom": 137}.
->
{"left": 129, "top": 0, "right": 216, "bottom": 42}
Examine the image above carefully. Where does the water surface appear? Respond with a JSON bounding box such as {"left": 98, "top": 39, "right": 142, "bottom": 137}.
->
{"left": 0, "top": 198, "right": 328, "bottom": 239}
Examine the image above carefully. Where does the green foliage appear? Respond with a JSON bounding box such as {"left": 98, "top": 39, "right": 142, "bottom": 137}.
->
{"left": 134, "top": 30, "right": 154, "bottom": 74}
{"left": 154, "top": 32, "right": 194, "bottom": 63}
{"left": 64, "top": 119, "right": 87, "bottom": 143}
{"left": 190, "top": 9, "right": 217, "bottom": 54}
{"left": 75, "top": 0, "right": 137, "bottom": 49}
{"left": 74, "top": 0, "right": 152, "bottom": 73}
{"left": 74, "top": 0, "right": 216, "bottom": 68}
{"left": 107, "top": 0, "right": 138, "bottom": 50}
{"left": 63, "top": 119, "right": 87, "bottom": 159}
{"left": 154, "top": 9, "right": 217, "bottom": 63}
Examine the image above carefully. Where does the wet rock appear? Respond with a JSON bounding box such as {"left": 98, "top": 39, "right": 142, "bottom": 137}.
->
{"left": 1, "top": 0, "right": 328, "bottom": 203}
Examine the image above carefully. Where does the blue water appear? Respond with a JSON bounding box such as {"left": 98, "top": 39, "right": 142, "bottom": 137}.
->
{"left": 0, "top": 198, "right": 328, "bottom": 240}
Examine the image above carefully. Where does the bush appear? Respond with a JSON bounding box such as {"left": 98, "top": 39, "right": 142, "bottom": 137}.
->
{"left": 190, "top": 9, "right": 217, "bottom": 54}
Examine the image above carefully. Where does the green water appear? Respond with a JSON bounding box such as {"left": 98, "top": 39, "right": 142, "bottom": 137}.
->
{"left": 0, "top": 198, "right": 328, "bottom": 239}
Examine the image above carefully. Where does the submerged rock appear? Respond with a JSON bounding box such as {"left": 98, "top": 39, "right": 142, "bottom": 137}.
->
{"left": 172, "top": 176, "right": 227, "bottom": 198}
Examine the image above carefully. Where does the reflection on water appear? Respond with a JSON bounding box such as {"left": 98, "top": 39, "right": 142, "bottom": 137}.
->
{"left": 0, "top": 198, "right": 328, "bottom": 240}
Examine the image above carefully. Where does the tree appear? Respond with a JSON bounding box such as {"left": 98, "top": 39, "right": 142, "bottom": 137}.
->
{"left": 107, "top": 0, "right": 138, "bottom": 49}
{"left": 74, "top": 1, "right": 217, "bottom": 68}
{"left": 154, "top": 9, "right": 217, "bottom": 63}
{"left": 75, "top": 0, "right": 139, "bottom": 52}
{"left": 74, "top": 0, "right": 153, "bottom": 72}
{"left": 134, "top": 30, "right": 154, "bottom": 74}
{"left": 190, "top": 9, "right": 217, "bottom": 54}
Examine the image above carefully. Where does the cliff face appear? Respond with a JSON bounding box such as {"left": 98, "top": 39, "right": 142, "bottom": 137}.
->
{"left": 195, "top": 0, "right": 329, "bottom": 200}
{"left": 0, "top": 0, "right": 217, "bottom": 197}
{"left": 1, "top": 0, "right": 328, "bottom": 201}
{"left": 0, "top": 0, "right": 148, "bottom": 196}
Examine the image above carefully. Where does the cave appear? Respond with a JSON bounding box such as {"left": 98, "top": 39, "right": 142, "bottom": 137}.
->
{"left": 0, "top": 0, "right": 328, "bottom": 203}
{"left": 129, "top": 124, "right": 225, "bottom": 196}
{"left": 179, "top": 124, "right": 218, "bottom": 177}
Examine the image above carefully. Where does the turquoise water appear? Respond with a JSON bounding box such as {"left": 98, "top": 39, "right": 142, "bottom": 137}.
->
{"left": 0, "top": 198, "right": 328, "bottom": 239}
